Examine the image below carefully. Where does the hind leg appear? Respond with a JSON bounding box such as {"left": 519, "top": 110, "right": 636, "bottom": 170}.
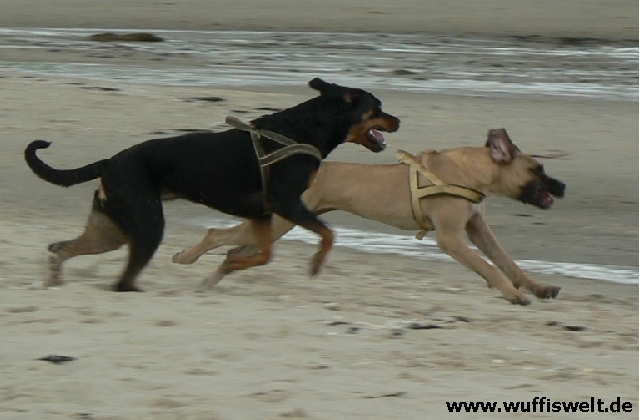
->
{"left": 214, "top": 216, "right": 273, "bottom": 285}
{"left": 47, "top": 209, "right": 127, "bottom": 288}
{"left": 114, "top": 238, "right": 161, "bottom": 292}
{"left": 112, "top": 201, "right": 165, "bottom": 292}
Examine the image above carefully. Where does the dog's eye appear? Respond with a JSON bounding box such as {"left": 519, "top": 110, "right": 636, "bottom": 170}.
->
{"left": 531, "top": 165, "right": 545, "bottom": 176}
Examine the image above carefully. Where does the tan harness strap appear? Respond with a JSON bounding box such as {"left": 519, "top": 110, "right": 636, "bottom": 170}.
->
{"left": 226, "top": 116, "right": 322, "bottom": 209}
{"left": 249, "top": 131, "right": 269, "bottom": 204}
{"left": 226, "top": 116, "right": 322, "bottom": 163}
{"left": 259, "top": 144, "right": 324, "bottom": 166}
{"left": 397, "top": 149, "right": 486, "bottom": 240}
{"left": 408, "top": 165, "right": 431, "bottom": 234}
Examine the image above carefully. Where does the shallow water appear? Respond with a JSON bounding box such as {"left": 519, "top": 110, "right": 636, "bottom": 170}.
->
{"left": 0, "top": 28, "right": 637, "bottom": 101}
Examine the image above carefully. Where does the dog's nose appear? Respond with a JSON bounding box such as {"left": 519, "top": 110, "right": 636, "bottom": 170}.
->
{"left": 550, "top": 179, "right": 566, "bottom": 198}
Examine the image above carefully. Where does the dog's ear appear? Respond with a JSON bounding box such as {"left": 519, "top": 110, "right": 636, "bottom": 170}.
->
{"left": 309, "top": 78, "right": 355, "bottom": 103}
{"left": 486, "top": 128, "right": 517, "bottom": 163}
{"left": 309, "top": 78, "right": 330, "bottom": 93}
{"left": 342, "top": 90, "right": 358, "bottom": 103}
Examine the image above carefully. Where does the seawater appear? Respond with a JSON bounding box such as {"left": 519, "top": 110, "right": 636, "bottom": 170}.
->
{"left": 0, "top": 28, "right": 637, "bottom": 101}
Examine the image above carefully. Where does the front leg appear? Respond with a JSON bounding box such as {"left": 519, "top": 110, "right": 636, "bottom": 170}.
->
{"left": 199, "top": 245, "right": 256, "bottom": 289}
{"left": 220, "top": 217, "right": 273, "bottom": 273}
{"left": 269, "top": 197, "right": 333, "bottom": 276}
{"left": 437, "top": 229, "right": 531, "bottom": 305}
{"left": 430, "top": 203, "right": 531, "bottom": 305}
{"left": 465, "top": 212, "right": 560, "bottom": 299}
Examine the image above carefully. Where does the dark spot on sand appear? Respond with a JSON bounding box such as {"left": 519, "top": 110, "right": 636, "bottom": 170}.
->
{"left": 565, "top": 325, "right": 588, "bottom": 332}
{"left": 364, "top": 391, "right": 406, "bottom": 399}
{"left": 81, "top": 86, "right": 120, "bottom": 92}
{"left": 327, "top": 320, "right": 349, "bottom": 326}
{"left": 408, "top": 322, "right": 442, "bottom": 330}
{"left": 183, "top": 96, "right": 225, "bottom": 103}
{"left": 38, "top": 355, "right": 77, "bottom": 364}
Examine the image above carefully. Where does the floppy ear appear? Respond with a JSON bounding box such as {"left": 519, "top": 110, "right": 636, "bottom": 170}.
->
{"left": 486, "top": 128, "right": 516, "bottom": 163}
{"left": 342, "top": 90, "right": 357, "bottom": 103}
{"left": 308, "top": 77, "right": 329, "bottom": 93}
{"left": 309, "top": 78, "right": 354, "bottom": 102}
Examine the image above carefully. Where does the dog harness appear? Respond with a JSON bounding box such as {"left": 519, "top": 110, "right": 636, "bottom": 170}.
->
{"left": 396, "top": 149, "right": 486, "bottom": 240}
{"left": 226, "top": 116, "right": 322, "bottom": 208}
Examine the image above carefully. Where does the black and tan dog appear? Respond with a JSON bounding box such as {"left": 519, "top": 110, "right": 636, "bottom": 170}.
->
{"left": 174, "top": 129, "right": 565, "bottom": 305}
{"left": 24, "top": 78, "right": 400, "bottom": 291}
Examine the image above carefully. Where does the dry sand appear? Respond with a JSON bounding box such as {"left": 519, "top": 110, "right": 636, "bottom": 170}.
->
{"left": 0, "top": 2, "right": 638, "bottom": 419}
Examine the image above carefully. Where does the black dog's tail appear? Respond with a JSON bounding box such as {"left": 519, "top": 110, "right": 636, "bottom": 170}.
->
{"left": 25, "top": 140, "right": 109, "bottom": 187}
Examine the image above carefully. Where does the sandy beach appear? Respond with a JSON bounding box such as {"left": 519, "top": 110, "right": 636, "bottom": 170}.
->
{"left": 0, "top": 2, "right": 638, "bottom": 419}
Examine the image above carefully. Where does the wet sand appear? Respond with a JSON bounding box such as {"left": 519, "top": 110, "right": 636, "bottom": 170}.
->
{"left": 0, "top": 2, "right": 638, "bottom": 419}
{"left": 0, "top": 0, "right": 636, "bottom": 41}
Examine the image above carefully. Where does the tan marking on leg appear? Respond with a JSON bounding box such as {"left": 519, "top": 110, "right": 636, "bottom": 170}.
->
{"left": 221, "top": 218, "right": 273, "bottom": 273}
{"left": 310, "top": 225, "right": 334, "bottom": 276}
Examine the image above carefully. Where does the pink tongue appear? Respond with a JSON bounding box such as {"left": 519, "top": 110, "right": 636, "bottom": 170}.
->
{"left": 371, "top": 129, "right": 386, "bottom": 144}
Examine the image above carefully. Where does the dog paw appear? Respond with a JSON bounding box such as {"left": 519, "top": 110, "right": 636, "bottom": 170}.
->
{"left": 310, "top": 253, "right": 323, "bottom": 276}
{"left": 172, "top": 250, "right": 196, "bottom": 264}
{"left": 44, "top": 279, "right": 63, "bottom": 289}
{"left": 114, "top": 282, "right": 143, "bottom": 292}
{"left": 196, "top": 282, "right": 215, "bottom": 292}
{"left": 533, "top": 284, "right": 561, "bottom": 299}
{"left": 505, "top": 292, "right": 531, "bottom": 306}
{"left": 200, "top": 273, "right": 224, "bottom": 290}
{"left": 512, "top": 297, "right": 532, "bottom": 306}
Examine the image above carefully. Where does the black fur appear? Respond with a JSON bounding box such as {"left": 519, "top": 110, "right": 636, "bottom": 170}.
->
{"left": 24, "top": 78, "right": 400, "bottom": 291}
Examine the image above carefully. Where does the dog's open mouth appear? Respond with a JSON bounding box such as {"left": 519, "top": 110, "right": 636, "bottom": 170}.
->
{"left": 522, "top": 182, "right": 555, "bottom": 209}
{"left": 537, "top": 187, "right": 554, "bottom": 209}
{"left": 366, "top": 127, "right": 388, "bottom": 151}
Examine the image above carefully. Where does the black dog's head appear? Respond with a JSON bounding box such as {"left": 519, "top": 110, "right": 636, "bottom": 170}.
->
{"left": 486, "top": 128, "right": 566, "bottom": 209}
{"left": 307, "top": 78, "right": 400, "bottom": 153}
{"left": 251, "top": 78, "right": 400, "bottom": 157}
